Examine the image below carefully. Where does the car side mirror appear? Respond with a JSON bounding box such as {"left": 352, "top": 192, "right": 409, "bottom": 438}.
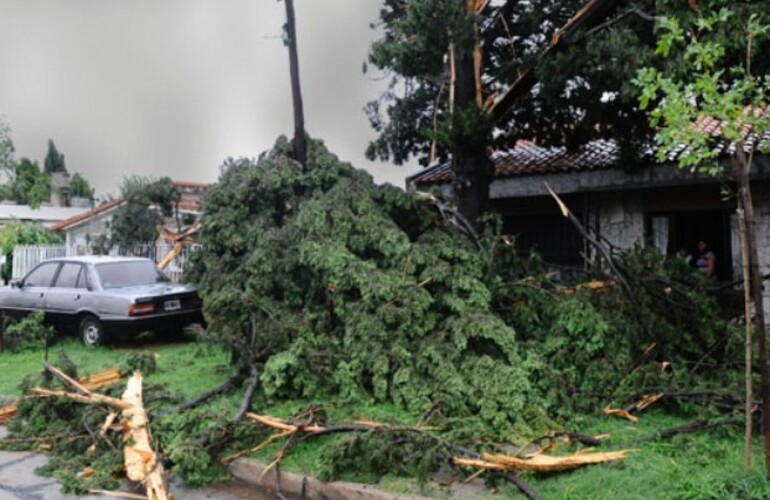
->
{"left": 10, "top": 280, "right": 23, "bottom": 288}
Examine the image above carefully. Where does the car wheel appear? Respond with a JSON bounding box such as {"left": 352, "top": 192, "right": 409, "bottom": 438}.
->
{"left": 79, "top": 315, "right": 105, "bottom": 346}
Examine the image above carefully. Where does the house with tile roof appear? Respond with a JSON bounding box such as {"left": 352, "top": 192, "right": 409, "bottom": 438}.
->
{"left": 408, "top": 138, "right": 770, "bottom": 288}
{"left": 50, "top": 181, "right": 210, "bottom": 252}
{"left": 48, "top": 198, "right": 125, "bottom": 251}
{"left": 0, "top": 204, "right": 94, "bottom": 230}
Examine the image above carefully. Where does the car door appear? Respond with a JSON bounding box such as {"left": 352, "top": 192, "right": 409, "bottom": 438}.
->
{"left": 45, "top": 262, "right": 88, "bottom": 332}
{"left": 13, "top": 261, "right": 61, "bottom": 319}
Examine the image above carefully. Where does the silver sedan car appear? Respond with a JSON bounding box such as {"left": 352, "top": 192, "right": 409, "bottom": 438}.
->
{"left": 0, "top": 256, "right": 205, "bottom": 346}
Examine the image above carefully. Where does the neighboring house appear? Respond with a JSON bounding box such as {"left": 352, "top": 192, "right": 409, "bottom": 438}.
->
{"left": 167, "top": 181, "right": 208, "bottom": 230}
{"left": 49, "top": 171, "right": 90, "bottom": 208}
{"left": 408, "top": 138, "right": 770, "bottom": 305}
{"left": 49, "top": 181, "right": 209, "bottom": 250}
{"left": 50, "top": 172, "right": 70, "bottom": 207}
{"left": 48, "top": 198, "right": 125, "bottom": 250}
{"left": 0, "top": 203, "right": 94, "bottom": 230}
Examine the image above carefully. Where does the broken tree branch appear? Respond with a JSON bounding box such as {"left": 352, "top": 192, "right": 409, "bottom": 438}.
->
{"left": 545, "top": 182, "right": 660, "bottom": 348}
{"left": 32, "top": 367, "right": 169, "bottom": 500}
{"left": 177, "top": 374, "right": 240, "bottom": 412}
{"left": 232, "top": 365, "right": 260, "bottom": 424}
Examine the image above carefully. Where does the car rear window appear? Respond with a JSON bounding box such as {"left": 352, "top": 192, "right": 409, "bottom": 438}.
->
{"left": 95, "top": 261, "right": 169, "bottom": 288}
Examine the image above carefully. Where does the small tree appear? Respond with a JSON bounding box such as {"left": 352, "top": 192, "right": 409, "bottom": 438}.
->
{"left": 69, "top": 172, "right": 93, "bottom": 199}
{"left": 636, "top": 9, "right": 770, "bottom": 474}
{"left": 43, "top": 139, "right": 67, "bottom": 174}
{"left": 111, "top": 176, "right": 181, "bottom": 247}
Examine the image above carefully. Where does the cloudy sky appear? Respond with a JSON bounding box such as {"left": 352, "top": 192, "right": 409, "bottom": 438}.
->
{"left": 0, "top": 0, "right": 420, "bottom": 197}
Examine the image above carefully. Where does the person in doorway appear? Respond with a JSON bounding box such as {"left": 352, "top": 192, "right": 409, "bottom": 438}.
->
{"left": 677, "top": 247, "right": 693, "bottom": 266}
{"left": 695, "top": 240, "right": 716, "bottom": 279}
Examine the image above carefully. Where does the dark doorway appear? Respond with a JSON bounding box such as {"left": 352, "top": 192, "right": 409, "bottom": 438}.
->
{"left": 504, "top": 214, "right": 583, "bottom": 267}
{"left": 647, "top": 210, "right": 732, "bottom": 280}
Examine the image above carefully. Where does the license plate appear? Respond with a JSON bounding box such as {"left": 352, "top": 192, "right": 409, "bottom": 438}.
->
{"left": 164, "top": 299, "right": 181, "bottom": 311}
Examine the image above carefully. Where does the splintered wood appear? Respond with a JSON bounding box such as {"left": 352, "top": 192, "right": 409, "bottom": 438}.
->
{"left": 604, "top": 393, "right": 664, "bottom": 423}
{"left": 603, "top": 405, "right": 639, "bottom": 423}
{"left": 453, "top": 450, "right": 633, "bottom": 472}
{"left": 121, "top": 373, "right": 167, "bottom": 500}
{"left": 0, "top": 367, "right": 122, "bottom": 424}
{"left": 28, "top": 366, "right": 168, "bottom": 500}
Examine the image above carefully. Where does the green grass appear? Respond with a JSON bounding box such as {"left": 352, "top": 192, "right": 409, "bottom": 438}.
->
{"left": 0, "top": 333, "right": 231, "bottom": 399}
{"left": 3, "top": 338, "right": 769, "bottom": 499}
{"left": 507, "top": 413, "right": 770, "bottom": 500}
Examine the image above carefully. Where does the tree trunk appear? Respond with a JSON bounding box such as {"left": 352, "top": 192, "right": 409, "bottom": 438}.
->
{"left": 451, "top": 39, "right": 490, "bottom": 227}
{"left": 733, "top": 149, "right": 769, "bottom": 477}
{"left": 283, "top": 0, "right": 306, "bottom": 171}
{"left": 738, "top": 206, "right": 753, "bottom": 471}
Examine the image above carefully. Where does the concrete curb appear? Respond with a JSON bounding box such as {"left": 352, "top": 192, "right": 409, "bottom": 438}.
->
{"left": 229, "top": 458, "right": 431, "bottom": 500}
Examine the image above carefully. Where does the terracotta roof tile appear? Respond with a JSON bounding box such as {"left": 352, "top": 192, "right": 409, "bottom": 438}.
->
{"left": 411, "top": 106, "right": 770, "bottom": 187}
{"left": 49, "top": 198, "right": 124, "bottom": 232}
{"left": 411, "top": 139, "right": 619, "bottom": 186}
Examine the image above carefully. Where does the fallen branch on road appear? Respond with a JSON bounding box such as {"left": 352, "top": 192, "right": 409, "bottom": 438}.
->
{"left": 31, "top": 365, "right": 168, "bottom": 500}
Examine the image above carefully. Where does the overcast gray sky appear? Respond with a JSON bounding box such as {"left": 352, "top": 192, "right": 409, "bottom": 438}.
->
{"left": 0, "top": 0, "right": 420, "bottom": 197}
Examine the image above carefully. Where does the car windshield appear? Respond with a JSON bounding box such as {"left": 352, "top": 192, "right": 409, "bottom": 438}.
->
{"left": 95, "top": 261, "right": 170, "bottom": 288}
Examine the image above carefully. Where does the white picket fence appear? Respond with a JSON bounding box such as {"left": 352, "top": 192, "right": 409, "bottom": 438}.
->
{"left": 11, "top": 243, "right": 200, "bottom": 283}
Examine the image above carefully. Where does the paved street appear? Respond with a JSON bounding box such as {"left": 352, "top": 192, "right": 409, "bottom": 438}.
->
{"left": 0, "top": 427, "right": 279, "bottom": 500}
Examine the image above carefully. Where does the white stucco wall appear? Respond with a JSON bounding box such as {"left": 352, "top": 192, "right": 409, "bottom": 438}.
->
{"left": 598, "top": 195, "right": 644, "bottom": 250}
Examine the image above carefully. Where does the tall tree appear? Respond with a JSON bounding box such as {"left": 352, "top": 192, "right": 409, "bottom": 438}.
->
{"left": 282, "top": 0, "right": 307, "bottom": 170}
{"left": 636, "top": 8, "right": 770, "bottom": 475}
{"left": 43, "top": 139, "right": 67, "bottom": 174}
{"left": 367, "top": 0, "right": 770, "bottom": 225}
{"left": 0, "top": 117, "right": 14, "bottom": 177}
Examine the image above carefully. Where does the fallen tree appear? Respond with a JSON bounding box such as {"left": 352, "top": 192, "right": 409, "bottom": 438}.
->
{"left": 188, "top": 135, "right": 743, "bottom": 434}
{"left": 1, "top": 138, "right": 751, "bottom": 494}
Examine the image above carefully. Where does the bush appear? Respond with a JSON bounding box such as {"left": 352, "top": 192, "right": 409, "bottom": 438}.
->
{"left": 3, "top": 311, "right": 54, "bottom": 353}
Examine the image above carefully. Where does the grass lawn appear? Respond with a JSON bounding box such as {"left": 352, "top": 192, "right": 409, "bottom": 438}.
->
{"left": 2, "top": 336, "right": 769, "bottom": 499}
{"left": 0, "top": 333, "right": 232, "bottom": 400}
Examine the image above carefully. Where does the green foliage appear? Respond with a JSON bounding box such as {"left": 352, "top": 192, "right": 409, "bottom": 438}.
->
{"left": 0, "top": 116, "right": 14, "bottom": 174}
{"left": 12, "top": 158, "right": 52, "bottom": 208}
{"left": 119, "top": 351, "right": 158, "bottom": 376}
{"left": 69, "top": 172, "right": 92, "bottom": 199}
{"left": 192, "top": 136, "right": 742, "bottom": 442}
{"left": 111, "top": 176, "right": 181, "bottom": 246}
{"left": 368, "top": 1, "right": 770, "bottom": 169}
{"left": 2, "top": 365, "right": 124, "bottom": 493}
{"left": 490, "top": 244, "right": 736, "bottom": 415}
{"left": 191, "top": 136, "right": 547, "bottom": 437}
{"left": 635, "top": 8, "right": 770, "bottom": 172}
{"left": 318, "top": 430, "right": 445, "bottom": 483}
{"left": 43, "top": 139, "right": 67, "bottom": 174}
{"left": 0, "top": 222, "right": 62, "bottom": 282}
{"left": 3, "top": 311, "right": 55, "bottom": 353}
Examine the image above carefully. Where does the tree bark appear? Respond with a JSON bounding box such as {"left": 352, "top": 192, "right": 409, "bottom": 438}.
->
{"left": 733, "top": 149, "right": 769, "bottom": 477}
{"left": 283, "top": 0, "right": 306, "bottom": 171}
{"left": 738, "top": 206, "right": 753, "bottom": 471}
{"left": 451, "top": 36, "right": 490, "bottom": 228}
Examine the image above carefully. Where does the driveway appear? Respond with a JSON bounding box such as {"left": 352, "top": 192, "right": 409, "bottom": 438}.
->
{"left": 0, "top": 427, "right": 281, "bottom": 500}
